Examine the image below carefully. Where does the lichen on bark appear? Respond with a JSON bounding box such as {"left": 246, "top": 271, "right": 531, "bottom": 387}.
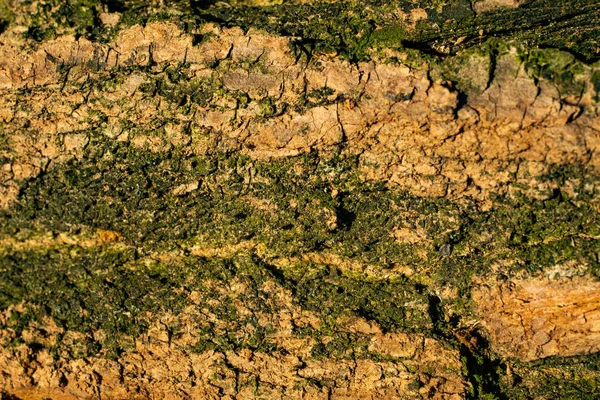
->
{"left": 1, "top": 0, "right": 600, "bottom": 399}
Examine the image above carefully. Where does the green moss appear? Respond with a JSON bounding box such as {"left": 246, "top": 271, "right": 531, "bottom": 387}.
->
{"left": 20, "top": 0, "right": 104, "bottom": 41}
{"left": 370, "top": 25, "right": 407, "bottom": 48}
{"left": 3, "top": 138, "right": 599, "bottom": 283}
{"left": 280, "top": 262, "right": 431, "bottom": 332}
{"left": 520, "top": 48, "right": 587, "bottom": 96}
{"left": 503, "top": 353, "right": 600, "bottom": 399}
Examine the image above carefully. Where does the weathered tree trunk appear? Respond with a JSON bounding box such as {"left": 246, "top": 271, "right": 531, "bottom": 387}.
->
{"left": 1, "top": 0, "right": 599, "bottom": 398}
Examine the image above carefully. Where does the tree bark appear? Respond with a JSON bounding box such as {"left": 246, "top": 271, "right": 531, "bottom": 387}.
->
{"left": 1, "top": 0, "right": 599, "bottom": 398}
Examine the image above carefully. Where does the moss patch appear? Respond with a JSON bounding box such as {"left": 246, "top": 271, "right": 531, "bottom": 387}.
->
{"left": 504, "top": 353, "right": 600, "bottom": 399}
{"left": 2, "top": 138, "right": 600, "bottom": 337}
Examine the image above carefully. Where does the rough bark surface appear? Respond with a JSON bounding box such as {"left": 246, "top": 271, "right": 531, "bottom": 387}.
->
{"left": 0, "top": 0, "right": 600, "bottom": 399}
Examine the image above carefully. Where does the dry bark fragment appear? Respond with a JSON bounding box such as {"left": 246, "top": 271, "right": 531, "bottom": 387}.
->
{"left": 474, "top": 274, "right": 600, "bottom": 362}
